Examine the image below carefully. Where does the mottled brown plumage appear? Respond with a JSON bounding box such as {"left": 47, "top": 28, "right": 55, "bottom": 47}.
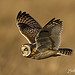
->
{"left": 16, "top": 11, "right": 73, "bottom": 60}
{"left": 35, "top": 18, "right": 63, "bottom": 52}
{"left": 16, "top": 11, "right": 42, "bottom": 43}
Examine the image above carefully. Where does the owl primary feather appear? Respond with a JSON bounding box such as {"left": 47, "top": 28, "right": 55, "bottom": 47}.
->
{"left": 16, "top": 11, "right": 73, "bottom": 60}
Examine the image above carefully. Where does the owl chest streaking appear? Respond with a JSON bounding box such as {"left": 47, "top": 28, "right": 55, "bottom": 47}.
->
{"left": 16, "top": 11, "right": 73, "bottom": 60}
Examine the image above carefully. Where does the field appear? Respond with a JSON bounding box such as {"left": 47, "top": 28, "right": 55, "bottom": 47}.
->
{"left": 0, "top": 0, "right": 75, "bottom": 75}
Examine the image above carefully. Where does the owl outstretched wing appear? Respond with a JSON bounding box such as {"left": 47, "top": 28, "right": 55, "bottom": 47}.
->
{"left": 16, "top": 11, "right": 42, "bottom": 44}
{"left": 35, "top": 18, "right": 63, "bottom": 52}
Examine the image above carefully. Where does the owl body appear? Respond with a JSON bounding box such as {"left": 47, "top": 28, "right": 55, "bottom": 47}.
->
{"left": 21, "top": 44, "right": 57, "bottom": 59}
{"left": 16, "top": 11, "right": 73, "bottom": 60}
{"left": 21, "top": 43, "right": 73, "bottom": 60}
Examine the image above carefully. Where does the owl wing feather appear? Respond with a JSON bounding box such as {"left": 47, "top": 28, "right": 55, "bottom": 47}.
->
{"left": 35, "top": 18, "right": 63, "bottom": 52}
{"left": 16, "top": 11, "right": 42, "bottom": 44}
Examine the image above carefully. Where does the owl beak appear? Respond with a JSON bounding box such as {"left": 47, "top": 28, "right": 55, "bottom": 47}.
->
{"left": 21, "top": 51, "right": 26, "bottom": 56}
{"left": 22, "top": 54, "right": 26, "bottom": 56}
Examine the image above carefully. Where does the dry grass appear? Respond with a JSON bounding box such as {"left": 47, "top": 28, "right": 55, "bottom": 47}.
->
{"left": 0, "top": 0, "right": 75, "bottom": 75}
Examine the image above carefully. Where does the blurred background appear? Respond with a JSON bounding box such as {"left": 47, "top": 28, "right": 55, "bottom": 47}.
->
{"left": 0, "top": 0, "right": 75, "bottom": 75}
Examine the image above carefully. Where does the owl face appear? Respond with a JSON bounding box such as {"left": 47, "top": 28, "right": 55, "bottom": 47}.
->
{"left": 21, "top": 45, "right": 31, "bottom": 57}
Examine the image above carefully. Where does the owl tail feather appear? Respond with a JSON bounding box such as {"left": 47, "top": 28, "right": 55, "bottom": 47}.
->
{"left": 57, "top": 48, "right": 73, "bottom": 56}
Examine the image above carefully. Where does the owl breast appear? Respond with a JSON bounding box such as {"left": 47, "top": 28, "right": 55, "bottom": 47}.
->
{"left": 31, "top": 50, "right": 57, "bottom": 59}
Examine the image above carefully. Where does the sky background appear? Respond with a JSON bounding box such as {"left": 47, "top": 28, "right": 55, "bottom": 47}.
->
{"left": 0, "top": 0, "right": 75, "bottom": 75}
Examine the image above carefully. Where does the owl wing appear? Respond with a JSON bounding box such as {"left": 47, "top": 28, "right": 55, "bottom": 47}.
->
{"left": 16, "top": 11, "right": 42, "bottom": 44}
{"left": 35, "top": 18, "right": 63, "bottom": 52}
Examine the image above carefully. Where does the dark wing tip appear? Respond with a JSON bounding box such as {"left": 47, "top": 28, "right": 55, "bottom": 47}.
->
{"left": 50, "top": 18, "right": 63, "bottom": 24}
{"left": 50, "top": 18, "right": 55, "bottom": 22}
{"left": 21, "top": 12, "right": 26, "bottom": 16}
{"left": 46, "top": 18, "right": 55, "bottom": 25}
{"left": 54, "top": 19, "right": 63, "bottom": 24}
{"left": 46, "top": 18, "right": 63, "bottom": 25}
{"left": 17, "top": 11, "right": 22, "bottom": 19}
{"left": 16, "top": 11, "right": 31, "bottom": 25}
{"left": 17, "top": 11, "right": 28, "bottom": 20}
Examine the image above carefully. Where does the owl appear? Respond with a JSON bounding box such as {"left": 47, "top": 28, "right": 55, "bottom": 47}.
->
{"left": 16, "top": 11, "right": 73, "bottom": 60}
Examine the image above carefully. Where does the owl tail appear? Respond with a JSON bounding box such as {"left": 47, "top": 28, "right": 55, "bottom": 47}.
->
{"left": 57, "top": 48, "right": 73, "bottom": 56}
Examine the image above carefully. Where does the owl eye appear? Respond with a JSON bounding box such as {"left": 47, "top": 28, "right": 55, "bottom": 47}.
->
{"left": 24, "top": 48, "right": 28, "bottom": 51}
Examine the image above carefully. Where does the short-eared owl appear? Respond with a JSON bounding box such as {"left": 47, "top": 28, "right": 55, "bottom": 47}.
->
{"left": 16, "top": 11, "right": 73, "bottom": 60}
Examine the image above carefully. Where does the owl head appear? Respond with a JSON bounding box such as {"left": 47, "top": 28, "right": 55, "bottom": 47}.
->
{"left": 21, "top": 44, "right": 31, "bottom": 57}
{"left": 21, "top": 44, "right": 36, "bottom": 57}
